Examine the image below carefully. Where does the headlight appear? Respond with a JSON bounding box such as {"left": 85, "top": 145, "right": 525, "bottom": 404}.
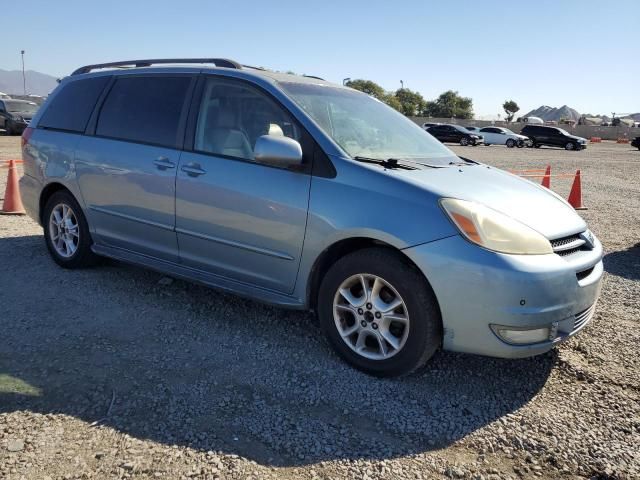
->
{"left": 440, "top": 198, "right": 553, "bottom": 255}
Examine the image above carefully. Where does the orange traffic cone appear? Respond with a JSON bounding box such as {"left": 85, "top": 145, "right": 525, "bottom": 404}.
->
{"left": 567, "top": 170, "right": 587, "bottom": 210}
{"left": 1, "top": 160, "right": 26, "bottom": 215}
{"left": 541, "top": 165, "right": 551, "bottom": 189}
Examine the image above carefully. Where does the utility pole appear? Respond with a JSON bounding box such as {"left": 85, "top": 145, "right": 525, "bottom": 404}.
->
{"left": 342, "top": 77, "right": 351, "bottom": 86}
{"left": 21, "top": 50, "right": 26, "bottom": 95}
{"left": 400, "top": 80, "right": 404, "bottom": 89}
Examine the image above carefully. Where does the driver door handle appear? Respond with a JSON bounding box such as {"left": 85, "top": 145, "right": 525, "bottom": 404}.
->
{"left": 153, "top": 157, "right": 176, "bottom": 170}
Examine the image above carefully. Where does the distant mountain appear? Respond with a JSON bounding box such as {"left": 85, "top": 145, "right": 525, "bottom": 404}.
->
{"left": 523, "top": 105, "right": 581, "bottom": 123}
{"left": 0, "top": 69, "right": 58, "bottom": 97}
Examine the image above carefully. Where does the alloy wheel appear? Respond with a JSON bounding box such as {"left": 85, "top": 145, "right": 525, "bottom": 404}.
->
{"left": 333, "top": 274, "right": 410, "bottom": 360}
{"left": 49, "top": 203, "right": 80, "bottom": 258}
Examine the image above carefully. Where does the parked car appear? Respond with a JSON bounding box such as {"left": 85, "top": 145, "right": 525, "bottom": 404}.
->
{"left": 479, "top": 127, "right": 528, "bottom": 148}
{"left": 632, "top": 136, "right": 640, "bottom": 150}
{"left": 521, "top": 125, "right": 588, "bottom": 150}
{"left": 20, "top": 58, "right": 603, "bottom": 377}
{"left": 0, "top": 99, "right": 39, "bottom": 135}
{"left": 427, "top": 124, "right": 484, "bottom": 146}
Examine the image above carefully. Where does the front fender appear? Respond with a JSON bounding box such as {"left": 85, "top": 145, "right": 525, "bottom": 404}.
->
{"left": 292, "top": 157, "right": 458, "bottom": 305}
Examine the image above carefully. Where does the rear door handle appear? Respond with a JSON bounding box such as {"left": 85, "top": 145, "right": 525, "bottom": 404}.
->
{"left": 180, "top": 163, "right": 206, "bottom": 177}
{"left": 154, "top": 157, "right": 176, "bottom": 170}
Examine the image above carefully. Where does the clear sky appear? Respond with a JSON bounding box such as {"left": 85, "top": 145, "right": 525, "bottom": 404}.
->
{"left": 2, "top": 0, "right": 638, "bottom": 117}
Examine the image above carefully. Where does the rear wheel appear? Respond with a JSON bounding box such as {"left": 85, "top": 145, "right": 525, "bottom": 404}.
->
{"left": 318, "top": 248, "right": 442, "bottom": 377}
{"left": 506, "top": 139, "right": 516, "bottom": 148}
{"left": 43, "top": 191, "right": 99, "bottom": 268}
{"left": 460, "top": 137, "right": 469, "bottom": 146}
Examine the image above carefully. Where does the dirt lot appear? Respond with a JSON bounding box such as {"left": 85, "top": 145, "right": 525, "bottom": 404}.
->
{"left": 1, "top": 136, "right": 638, "bottom": 480}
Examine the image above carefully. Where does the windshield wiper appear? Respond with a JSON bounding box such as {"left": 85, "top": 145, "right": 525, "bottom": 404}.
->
{"left": 353, "top": 156, "right": 417, "bottom": 170}
{"left": 449, "top": 156, "right": 479, "bottom": 166}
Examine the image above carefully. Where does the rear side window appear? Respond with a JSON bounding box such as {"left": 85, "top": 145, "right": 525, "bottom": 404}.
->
{"left": 96, "top": 76, "right": 191, "bottom": 148}
{"left": 39, "top": 76, "right": 110, "bottom": 133}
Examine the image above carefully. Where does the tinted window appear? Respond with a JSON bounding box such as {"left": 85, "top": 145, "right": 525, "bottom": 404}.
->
{"left": 39, "top": 76, "right": 110, "bottom": 133}
{"left": 97, "top": 76, "right": 191, "bottom": 148}
{"left": 194, "top": 77, "right": 300, "bottom": 161}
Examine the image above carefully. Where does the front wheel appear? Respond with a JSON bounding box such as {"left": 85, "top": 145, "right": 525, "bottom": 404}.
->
{"left": 506, "top": 139, "right": 516, "bottom": 148}
{"left": 4, "top": 121, "right": 14, "bottom": 136}
{"left": 516, "top": 140, "right": 525, "bottom": 148}
{"left": 43, "top": 191, "right": 99, "bottom": 268}
{"left": 317, "top": 248, "right": 442, "bottom": 377}
{"left": 565, "top": 142, "right": 575, "bottom": 151}
{"left": 460, "top": 137, "right": 469, "bottom": 146}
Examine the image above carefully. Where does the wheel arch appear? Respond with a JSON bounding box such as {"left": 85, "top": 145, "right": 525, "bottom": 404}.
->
{"left": 39, "top": 182, "right": 74, "bottom": 225}
{"left": 307, "top": 237, "right": 436, "bottom": 312}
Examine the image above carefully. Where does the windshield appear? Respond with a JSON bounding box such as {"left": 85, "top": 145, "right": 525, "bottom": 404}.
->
{"left": 5, "top": 101, "right": 38, "bottom": 114}
{"left": 279, "top": 82, "right": 455, "bottom": 164}
{"left": 502, "top": 128, "right": 516, "bottom": 135}
{"left": 556, "top": 127, "right": 571, "bottom": 135}
{"left": 452, "top": 125, "right": 471, "bottom": 133}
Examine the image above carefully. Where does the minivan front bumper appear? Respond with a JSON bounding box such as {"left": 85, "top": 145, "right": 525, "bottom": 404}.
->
{"left": 403, "top": 234, "right": 603, "bottom": 358}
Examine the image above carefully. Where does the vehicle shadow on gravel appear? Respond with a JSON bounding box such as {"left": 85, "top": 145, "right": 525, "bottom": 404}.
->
{"left": 0, "top": 234, "right": 556, "bottom": 466}
{"left": 603, "top": 243, "right": 640, "bottom": 281}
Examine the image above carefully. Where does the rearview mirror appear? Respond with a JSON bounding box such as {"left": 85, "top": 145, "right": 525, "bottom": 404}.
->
{"left": 254, "top": 135, "right": 303, "bottom": 167}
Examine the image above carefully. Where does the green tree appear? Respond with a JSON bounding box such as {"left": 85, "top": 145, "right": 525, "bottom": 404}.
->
{"left": 345, "top": 79, "right": 403, "bottom": 112}
{"left": 382, "top": 94, "right": 403, "bottom": 112}
{"left": 423, "top": 90, "right": 474, "bottom": 119}
{"left": 394, "top": 88, "right": 427, "bottom": 116}
{"left": 503, "top": 100, "right": 520, "bottom": 122}
{"left": 345, "top": 79, "right": 387, "bottom": 100}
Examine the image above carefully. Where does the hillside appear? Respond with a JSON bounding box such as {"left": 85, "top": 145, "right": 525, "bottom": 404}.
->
{"left": 523, "top": 105, "right": 581, "bottom": 123}
{"left": 0, "top": 69, "right": 58, "bottom": 97}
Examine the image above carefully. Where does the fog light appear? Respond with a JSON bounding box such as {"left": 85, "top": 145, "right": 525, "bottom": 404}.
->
{"left": 491, "top": 325, "right": 550, "bottom": 345}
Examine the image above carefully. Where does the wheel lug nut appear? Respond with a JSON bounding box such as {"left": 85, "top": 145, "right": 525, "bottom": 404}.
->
{"left": 366, "top": 303, "right": 372, "bottom": 310}
{"left": 360, "top": 320, "right": 367, "bottom": 327}
{"left": 372, "top": 323, "right": 378, "bottom": 330}
{"left": 375, "top": 312, "right": 381, "bottom": 319}
{"left": 357, "top": 308, "right": 364, "bottom": 315}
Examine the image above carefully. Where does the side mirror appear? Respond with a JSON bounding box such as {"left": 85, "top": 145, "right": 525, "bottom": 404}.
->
{"left": 254, "top": 135, "right": 303, "bottom": 168}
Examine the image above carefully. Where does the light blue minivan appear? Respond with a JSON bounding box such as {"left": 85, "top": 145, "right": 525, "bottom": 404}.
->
{"left": 20, "top": 58, "right": 603, "bottom": 376}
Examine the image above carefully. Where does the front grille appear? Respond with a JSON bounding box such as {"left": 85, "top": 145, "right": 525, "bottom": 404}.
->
{"left": 573, "top": 304, "right": 596, "bottom": 332}
{"left": 550, "top": 233, "right": 588, "bottom": 257}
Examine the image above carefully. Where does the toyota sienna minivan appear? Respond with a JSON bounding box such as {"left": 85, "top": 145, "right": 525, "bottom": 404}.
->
{"left": 20, "top": 58, "right": 603, "bottom": 376}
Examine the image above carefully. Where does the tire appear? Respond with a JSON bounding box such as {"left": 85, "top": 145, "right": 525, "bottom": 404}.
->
{"left": 506, "top": 139, "right": 516, "bottom": 148}
{"left": 565, "top": 142, "right": 576, "bottom": 151}
{"left": 4, "top": 121, "right": 14, "bottom": 136}
{"left": 43, "top": 190, "right": 99, "bottom": 268}
{"left": 317, "top": 248, "right": 442, "bottom": 377}
{"left": 460, "top": 137, "right": 469, "bottom": 146}
{"left": 516, "top": 140, "right": 525, "bottom": 148}
{"left": 534, "top": 143, "right": 541, "bottom": 148}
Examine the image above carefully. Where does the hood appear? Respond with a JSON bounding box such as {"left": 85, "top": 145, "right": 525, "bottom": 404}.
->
{"left": 567, "top": 134, "right": 587, "bottom": 142}
{"left": 9, "top": 110, "right": 34, "bottom": 119}
{"left": 398, "top": 163, "right": 586, "bottom": 239}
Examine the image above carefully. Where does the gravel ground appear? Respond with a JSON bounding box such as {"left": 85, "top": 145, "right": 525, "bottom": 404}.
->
{"left": 0, "top": 136, "right": 638, "bottom": 480}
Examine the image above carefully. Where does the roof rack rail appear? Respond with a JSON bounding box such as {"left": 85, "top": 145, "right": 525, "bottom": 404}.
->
{"left": 71, "top": 58, "right": 242, "bottom": 76}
